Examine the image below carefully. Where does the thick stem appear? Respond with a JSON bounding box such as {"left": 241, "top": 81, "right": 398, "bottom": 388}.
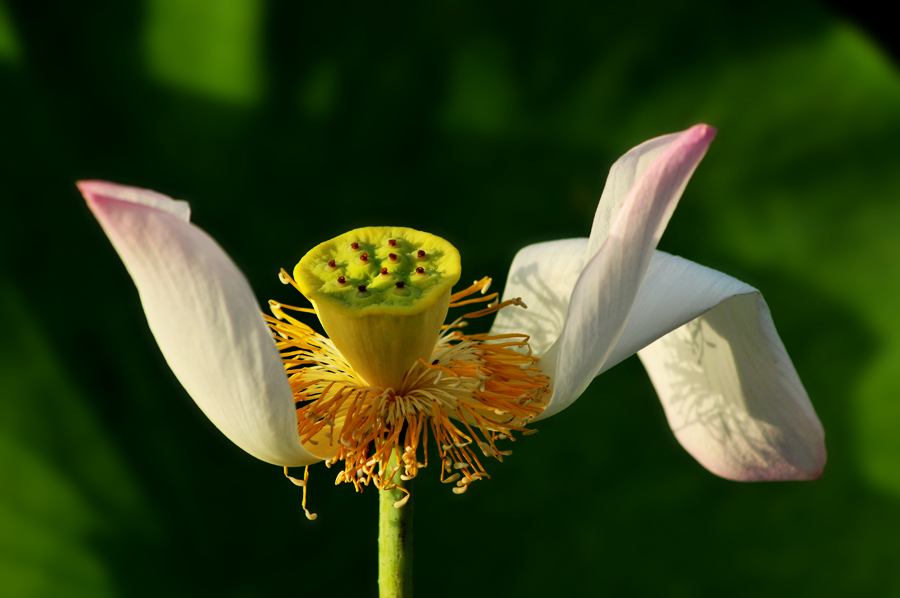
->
{"left": 378, "top": 461, "right": 413, "bottom": 598}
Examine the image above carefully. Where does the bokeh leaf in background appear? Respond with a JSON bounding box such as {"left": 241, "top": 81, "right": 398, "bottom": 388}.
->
{"left": 144, "top": 0, "right": 264, "bottom": 104}
{"left": 2, "top": 0, "right": 900, "bottom": 595}
{"left": 0, "top": 283, "right": 152, "bottom": 597}
{"left": 0, "top": 0, "right": 21, "bottom": 65}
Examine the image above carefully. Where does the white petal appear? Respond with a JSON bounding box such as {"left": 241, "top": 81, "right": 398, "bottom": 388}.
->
{"left": 636, "top": 269, "right": 826, "bottom": 481}
{"left": 80, "top": 181, "right": 318, "bottom": 467}
{"left": 586, "top": 131, "right": 685, "bottom": 260}
{"left": 78, "top": 180, "right": 191, "bottom": 221}
{"left": 601, "top": 251, "right": 754, "bottom": 373}
{"left": 489, "top": 238, "right": 588, "bottom": 357}
{"left": 539, "top": 125, "right": 717, "bottom": 419}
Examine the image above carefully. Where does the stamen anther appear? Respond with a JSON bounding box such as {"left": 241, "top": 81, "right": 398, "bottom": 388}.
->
{"left": 285, "top": 474, "right": 306, "bottom": 487}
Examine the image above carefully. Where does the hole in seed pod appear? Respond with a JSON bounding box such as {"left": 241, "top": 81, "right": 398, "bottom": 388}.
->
{"left": 417, "top": 250, "right": 426, "bottom": 258}
{"left": 415, "top": 267, "right": 425, "bottom": 274}
{"left": 350, "top": 242, "right": 359, "bottom": 250}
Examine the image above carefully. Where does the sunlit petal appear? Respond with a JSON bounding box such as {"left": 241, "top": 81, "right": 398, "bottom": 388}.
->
{"left": 78, "top": 180, "right": 192, "bottom": 221}
{"left": 600, "top": 251, "right": 752, "bottom": 372}
{"left": 586, "top": 130, "right": 685, "bottom": 259}
{"left": 635, "top": 261, "right": 826, "bottom": 481}
{"left": 79, "top": 181, "right": 317, "bottom": 467}
{"left": 540, "top": 124, "right": 716, "bottom": 418}
{"left": 489, "top": 238, "right": 587, "bottom": 357}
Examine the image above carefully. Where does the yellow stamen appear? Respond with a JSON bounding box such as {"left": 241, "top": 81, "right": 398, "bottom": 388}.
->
{"left": 449, "top": 277, "right": 492, "bottom": 303}
{"left": 268, "top": 228, "right": 550, "bottom": 502}
{"left": 269, "top": 299, "right": 316, "bottom": 315}
{"left": 285, "top": 466, "right": 317, "bottom": 520}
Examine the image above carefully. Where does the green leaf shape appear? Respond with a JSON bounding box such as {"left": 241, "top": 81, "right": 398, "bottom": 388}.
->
{"left": 0, "top": 282, "right": 153, "bottom": 597}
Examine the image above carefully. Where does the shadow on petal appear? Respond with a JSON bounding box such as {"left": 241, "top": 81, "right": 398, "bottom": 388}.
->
{"left": 640, "top": 293, "right": 826, "bottom": 481}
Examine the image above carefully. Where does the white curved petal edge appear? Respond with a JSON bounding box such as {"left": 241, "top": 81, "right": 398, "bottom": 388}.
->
{"left": 539, "top": 124, "right": 717, "bottom": 419}
{"left": 78, "top": 180, "right": 192, "bottom": 222}
{"left": 637, "top": 279, "right": 826, "bottom": 481}
{"left": 490, "top": 238, "right": 588, "bottom": 357}
{"left": 601, "top": 251, "right": 755, "bottom": 374}
{"left": 586, "top": 130, "right": 684, "bottom": 259}
{"left": 79, "top": 181, "right": 319, "bottom": 467}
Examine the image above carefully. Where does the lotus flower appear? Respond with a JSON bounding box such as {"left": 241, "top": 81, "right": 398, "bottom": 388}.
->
{"left": 80, "top": 124, "right": 825, "bottom": 511}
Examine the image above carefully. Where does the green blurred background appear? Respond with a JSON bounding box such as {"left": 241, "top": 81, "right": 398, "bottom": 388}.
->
{"left": 2, "top": 0, "right": 899, "bottom": 595}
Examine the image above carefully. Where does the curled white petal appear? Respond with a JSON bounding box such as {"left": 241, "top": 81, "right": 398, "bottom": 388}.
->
{"left": 600, "top": 251, "right": 753, "bottom": 373}
{"left": 634, "top": 258, "right": 825, "bottom": 480}
{"left": 539, "top": 125, "right": 717, "bottom": 418}
{"left": 587, "top": 130, "right": 685, "bottom": 259}
{"left": 79, "top": 181, "right": 318, "bottom": 467}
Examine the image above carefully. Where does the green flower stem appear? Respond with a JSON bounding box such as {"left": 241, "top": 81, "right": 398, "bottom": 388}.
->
{"left": 378, "top": 459, "right": 413, "bottom": 598}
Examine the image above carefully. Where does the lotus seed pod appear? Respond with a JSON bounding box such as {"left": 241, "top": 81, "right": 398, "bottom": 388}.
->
{"left": 294, "top": 226, "right": 462, "bottom": 388}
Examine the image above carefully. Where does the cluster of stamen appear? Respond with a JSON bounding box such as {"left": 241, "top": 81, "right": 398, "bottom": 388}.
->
{"left": 267, "top": 273, "right": 549, "bottom": 513}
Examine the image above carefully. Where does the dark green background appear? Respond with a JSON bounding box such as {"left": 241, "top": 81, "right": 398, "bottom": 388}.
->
{"left": 2, "top": 0, "right": 899, "bottom": 596}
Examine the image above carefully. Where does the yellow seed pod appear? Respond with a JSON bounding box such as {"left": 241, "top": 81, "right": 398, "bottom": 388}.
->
{"left": 294, "top": 226, "right": 461, "bottom": 388}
